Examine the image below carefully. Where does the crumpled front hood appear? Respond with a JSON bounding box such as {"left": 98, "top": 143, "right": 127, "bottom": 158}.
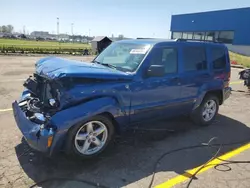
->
{"left": 35, "top": 57, "right": 132, "bottom": 80}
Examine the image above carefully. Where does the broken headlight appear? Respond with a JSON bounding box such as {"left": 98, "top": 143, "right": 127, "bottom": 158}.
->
{"left": 34, "top": 113, "right": 46, "bottom": 124}
{"left": 49, "top": 99, "right": 57, "bottom": 107}
{"left": 48, "top": 98, "right": 59, "bottom": 109}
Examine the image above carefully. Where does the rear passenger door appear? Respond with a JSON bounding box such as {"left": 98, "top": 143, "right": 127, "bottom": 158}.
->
{"left": 179, "top": 44, "right": 211, "bottom": 112}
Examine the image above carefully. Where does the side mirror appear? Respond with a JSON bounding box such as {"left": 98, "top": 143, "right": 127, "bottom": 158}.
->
{"left": 147, "top": 65, "right": 165, "bottom": 77}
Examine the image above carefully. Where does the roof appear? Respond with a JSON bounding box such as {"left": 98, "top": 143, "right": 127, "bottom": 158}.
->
{"left": 116, "top": 39, "right": 175, "bottom": 45}
{"left": 115, "top": 39, "right": 225, "bottom": 48}
{"left": 92, "top": 36, "right": 111, "bottom": 42}
{"left": 173, "top": 7, "right": 250, "bottom": 16}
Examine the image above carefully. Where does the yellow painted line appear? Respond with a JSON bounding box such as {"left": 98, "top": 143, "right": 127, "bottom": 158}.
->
{"left": 0, "top": 108, "right": 12, "bottom": 112}
{"left": 230, "top": 81, "right": 244, "bottom": 85}
{"left": 155, "top": 143, "right": 250, "bottom": 188}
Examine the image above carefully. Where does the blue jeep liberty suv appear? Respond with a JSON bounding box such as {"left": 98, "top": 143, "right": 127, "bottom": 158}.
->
{"left": 12, "top": 39, "right": 231, "bottom": 159}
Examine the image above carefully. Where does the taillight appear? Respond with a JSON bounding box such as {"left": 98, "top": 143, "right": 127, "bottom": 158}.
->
{"left": 214, "top": 72, "right": 230, "bottom": 88}
{"left": 228, "top": 72, "right": 231, "bottom": 80}
{"left": 224, "top": 82, "right": 229, "bottom": 88}
{"left": 225, "top": 72, "right": 231, "bottom": 88}
{"left": 215, "top": 73, "right": 226, "bottom": 79}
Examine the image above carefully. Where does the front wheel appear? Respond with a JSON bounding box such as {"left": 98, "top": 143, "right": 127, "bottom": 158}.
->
{"left": 191, "top": 95, "right": 219, "bottom": 126}
{"left": 66, "top": 115, "right": 114, "bottom": 159}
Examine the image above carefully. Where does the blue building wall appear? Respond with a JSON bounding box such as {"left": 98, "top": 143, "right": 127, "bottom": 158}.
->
{"left": 171, "top": 7, "right": 250, "bottom": 45}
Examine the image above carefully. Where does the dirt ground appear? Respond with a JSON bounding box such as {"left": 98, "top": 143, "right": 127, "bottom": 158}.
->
{"left": 0, "top": 55, "right": 250, "bottom": 188}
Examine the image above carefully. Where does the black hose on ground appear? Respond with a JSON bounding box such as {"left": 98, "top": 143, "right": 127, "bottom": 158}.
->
{"left": 28, "top": 137, "right": 250, "bottom": 188}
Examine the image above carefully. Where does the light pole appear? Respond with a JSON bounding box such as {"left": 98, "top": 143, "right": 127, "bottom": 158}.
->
{"left": 71, "top": 23, "right": 74, "bottom": 42}
{"left": 57, "top": 17, "right": 59, "bottom": 40}
{"left": 23, "top": 25, "right": 26, "bottom": 35}
{"left": 71, "top": 23, "right": 74, "bottom": 36}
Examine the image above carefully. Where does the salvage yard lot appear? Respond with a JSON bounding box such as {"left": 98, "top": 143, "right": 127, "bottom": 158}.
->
{"left": 0, "top": 55, "right": 250, "bottom": 188}
{"left": 0, "top": 39, "right": 91, "bottom": 49}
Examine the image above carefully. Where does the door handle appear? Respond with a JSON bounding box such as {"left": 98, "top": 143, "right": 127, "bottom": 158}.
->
{"left": 201, "top": 73, "right": 210, "bottom": 78}
{"left": 170, "top": 77, "right": 181, "bottom": 85}
{"left": 170, "top": 77, "right": 180, "bottom": 82}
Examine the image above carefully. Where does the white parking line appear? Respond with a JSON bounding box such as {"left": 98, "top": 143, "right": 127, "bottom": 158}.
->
{"left": 0, "top": 79, "right": 25, "bottom": 83}
{"left": 0, "top": 108, "right": 12, "bottom": 112}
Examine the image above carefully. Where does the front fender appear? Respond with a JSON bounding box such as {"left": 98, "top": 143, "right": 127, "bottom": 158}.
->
{"left": 49, "top": 97, "right": 127, "bottom": 154}
{"left": 51, "top": 97, "right": 126, "bottom": 130}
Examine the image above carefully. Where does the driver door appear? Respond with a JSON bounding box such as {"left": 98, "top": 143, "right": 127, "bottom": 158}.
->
{"left": 129, "top": 46, "right": 182, "bottom": 123}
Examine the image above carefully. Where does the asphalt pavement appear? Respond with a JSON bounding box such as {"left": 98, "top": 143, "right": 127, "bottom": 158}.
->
{"left": 0, "top": 56, "right": 249, "bottom": 188}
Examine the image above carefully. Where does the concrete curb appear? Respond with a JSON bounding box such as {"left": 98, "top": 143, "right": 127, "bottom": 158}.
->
{"left": 231, "top": 64, "right": 245, "bottom": 69}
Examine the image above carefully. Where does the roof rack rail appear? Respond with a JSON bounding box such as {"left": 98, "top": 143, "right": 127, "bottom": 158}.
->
{"left": 174, "top": 38, "right": 221, "bottom": 43}
{"left": 136, "top": 37, "right": 166, "bottom": 39}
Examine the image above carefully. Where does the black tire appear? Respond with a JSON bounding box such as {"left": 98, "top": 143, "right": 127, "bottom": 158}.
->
{"left": 65, "top": 115, "right": 115, "bottom": 159}
{"left": 191, "top": 95, "right": 219, "bottom": 126}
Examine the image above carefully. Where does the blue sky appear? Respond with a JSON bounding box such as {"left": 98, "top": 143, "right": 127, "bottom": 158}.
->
{"left": 1, "top": 0, "right": 249, "bottom": 38}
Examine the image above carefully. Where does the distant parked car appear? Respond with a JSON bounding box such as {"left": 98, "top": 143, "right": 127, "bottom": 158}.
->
{"left": 13, "top": 39, "right": 231, "bottom": 159}
{"left": 36, "top": 37, "right": 45, "bottom": 41}
{"left": 18, "top": 34, "right": 27, "bottom": 39}
{"left": 3, "top": 34, "right": 16, "bottom": 39}
{"left": 82, "top": 49, "right": 89, "bottom": 55}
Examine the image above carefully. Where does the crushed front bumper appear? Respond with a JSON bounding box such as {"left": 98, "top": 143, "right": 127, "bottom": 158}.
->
{"left": 12, "top": 101, "right": 52, "bottom": 153}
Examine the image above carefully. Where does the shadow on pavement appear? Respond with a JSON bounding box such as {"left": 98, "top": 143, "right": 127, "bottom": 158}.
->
{"left": 15, "top": 114, "right": 250, "bottom": 188}
{"left": 232, "top": 88, "right": 250, "bottom": 96}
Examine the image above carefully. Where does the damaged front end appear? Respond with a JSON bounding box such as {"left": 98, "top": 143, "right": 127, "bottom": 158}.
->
{"left": 12, "top": 56, "right": 132, "bottom": 155}
{"left": 12, "top": 74, "right": 60, "bottom": 154}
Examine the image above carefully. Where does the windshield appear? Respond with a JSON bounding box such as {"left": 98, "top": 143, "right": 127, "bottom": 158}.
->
{"left": 94, "top": 42, "right": 151, "bottom": 72}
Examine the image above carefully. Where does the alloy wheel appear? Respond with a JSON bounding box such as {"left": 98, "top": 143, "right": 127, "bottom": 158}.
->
{"left": 74, "top": 121, "right": 108, "bottom": 155}
{"left": 202, "top": 99, "right": 217, "bottom": 122}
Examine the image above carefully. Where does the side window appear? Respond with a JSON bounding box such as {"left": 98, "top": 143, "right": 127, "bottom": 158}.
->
{"left": 150, "top": 47, "right": 178, "bottom": 74}
{"left": 212, "top": 48, "right": 226, "bottom": 69}
{"left": 183, "top": 47, "right": 207, "bottom": 71}
{"left": 162, "top": 48, "right": 178, "bottom": 74}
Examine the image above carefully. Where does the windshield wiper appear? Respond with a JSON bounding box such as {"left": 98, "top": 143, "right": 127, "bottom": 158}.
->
{"left": 92, "top": 60, "right": 117, "bottom": 69}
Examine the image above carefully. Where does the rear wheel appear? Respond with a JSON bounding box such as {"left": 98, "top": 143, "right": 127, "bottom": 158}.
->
{"left": 66, "top": 115, "right": 114, "bottom": 159}
{"left": 191, "top": 95, "right": 219, "bottom": 126}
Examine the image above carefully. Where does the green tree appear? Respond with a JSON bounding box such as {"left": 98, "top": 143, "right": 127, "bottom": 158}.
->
{"left": 0, "top": 25, "right": 14, "bottom": 33}
{"left": 7, "top": 25, "right": 14, "bottom": 33}
{"left": 1, "top": 25, "right": 8, "bottom": 33}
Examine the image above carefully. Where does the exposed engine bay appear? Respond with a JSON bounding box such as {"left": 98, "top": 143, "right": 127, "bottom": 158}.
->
{"left": 19, "top": 74, "right": 60, "bottom": 125}
{"left": 18, "top": 97, "right": 49, "bottom": 124}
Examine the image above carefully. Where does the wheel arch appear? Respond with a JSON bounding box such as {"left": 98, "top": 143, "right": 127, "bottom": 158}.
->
{"left": 194, "top": 88, "right": 223, "bottom": 111}
{"left": 66, "top": 111, "right": 121, "bottom": 136}
{"left": 49, "top": 97, "right": 127, "bottom": 154}
{"left": 191, "top": 90, "right": 220, "bottom": 126}
{"left": 204, "top": 90, "right": 223, "bottom": 105}
{"left": 98, "top": 112, "right": 121, "bottom": 134}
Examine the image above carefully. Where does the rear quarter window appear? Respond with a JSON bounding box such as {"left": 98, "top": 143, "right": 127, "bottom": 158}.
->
{"left": 183, "top": 46, "right": 207, "bottom": 71}
{"left": 211, "top": 47, "right": 226, "bottom": 69}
